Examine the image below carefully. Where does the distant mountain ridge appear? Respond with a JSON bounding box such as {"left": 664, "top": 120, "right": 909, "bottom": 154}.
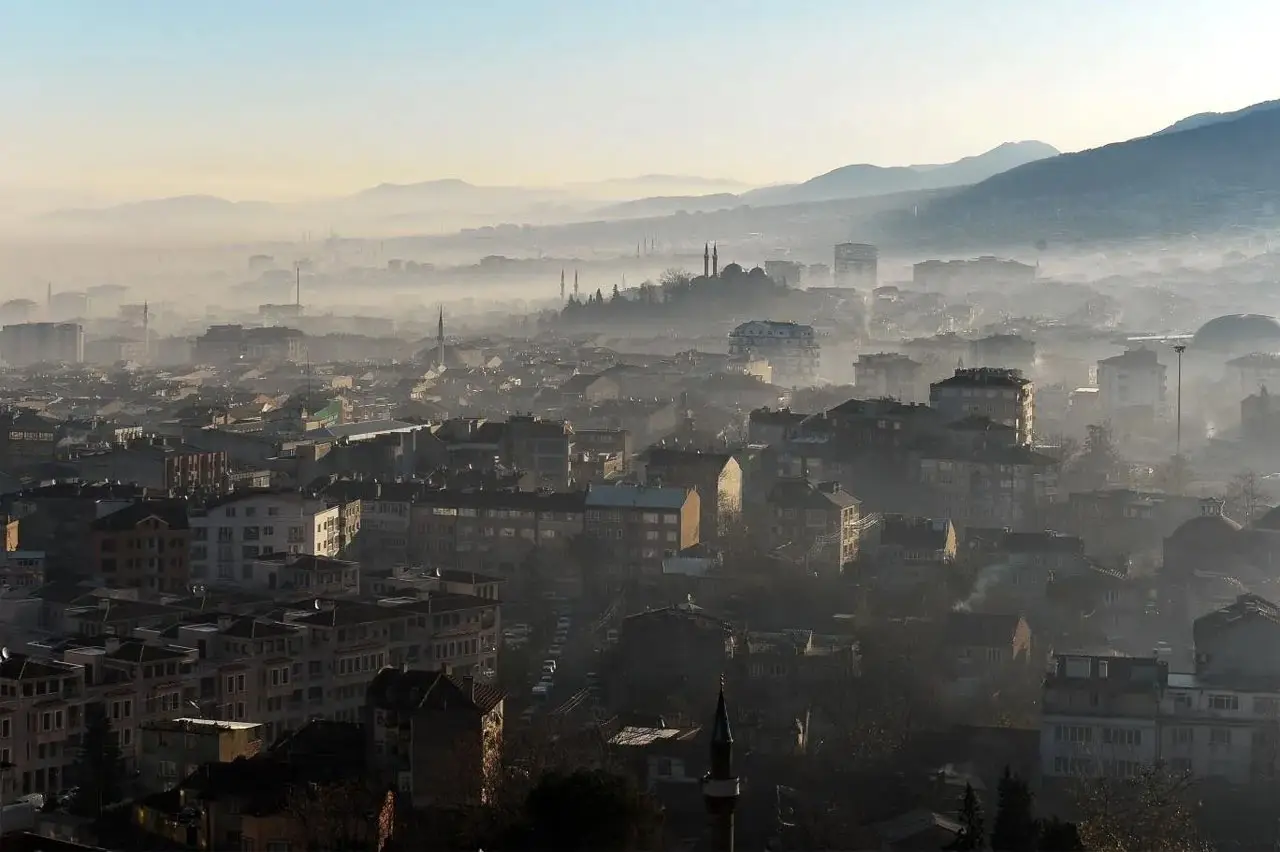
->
{"left": 1153, "top": 99, "right": 1280, "bottom": 136}
{"left": 913, "top": 97, "right": 1280, "bottom": 242}
{"left": 587, "top": 141, "right": 1060, "bottom": 220}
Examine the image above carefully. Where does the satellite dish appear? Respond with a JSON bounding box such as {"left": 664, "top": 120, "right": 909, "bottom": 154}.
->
{"left": 314, "top": 599, "right": 322, "bottom": 610}
{"left": 1, "top": 648, "right": 10, "bottom": 661}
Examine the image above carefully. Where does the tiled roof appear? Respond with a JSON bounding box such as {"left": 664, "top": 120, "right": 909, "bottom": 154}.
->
{"left": 366, "top": 667, "right": 504, "bottom": 715}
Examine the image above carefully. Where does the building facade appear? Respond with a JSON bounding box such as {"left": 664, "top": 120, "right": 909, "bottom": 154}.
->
{"left": 0, "top": 322, "right": 84, "bottom": 366}
{"left": 929, "top": 367, "right": 1035, "bottom": 446}
{"left": 728, "top": 320, "right": 820, "bottom": 388}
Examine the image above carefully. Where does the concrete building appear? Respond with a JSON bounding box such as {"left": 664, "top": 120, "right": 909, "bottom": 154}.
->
{"left": 138, "top": 717, "right": 264, "bottom": 794}
{"left": 1097, "top": 347, "right": 1167, "bottom": 419}
{"left": 913, "top": 256, "right": 1037, "bottom": 290}
{"left": 728, "top": 320, "right": 820, "bottom": 388}
{"left": 89, "top": 500, "right": 192, "bottom": 594}
{"left": 853, "top": 353, "right": 927, "bottom": 403}
{"left": 764, "top": 478, "right": 862, "bottom": 574}
{"left": 929, "top": 367, "right": 1034, "bottom": 446}
{"left": 585, "top": 483, "right": 700, "bottom": 578}
{"left": 189, "top": 490, "right": 361, "bottom": 585}
{"left": 833, "top": 243, "right": 878, "bottom": 289}
{"left": 365, "top": 667, "right": 505, "bottom": 808}
{"left": 504, "top": 415, "right": 574, "bottom": 489}
{"left": 763, "top": 260, "right": 805, "bottom": 288}
{"left": 193, "top": 324, "right": 307, "bottom": 364}
{"left": 72, "top": 438, "right": 229, "bottom": 494}
{"left": 642, "top": 448, "right": 743, "bottom": 541}
{"left": 0, "top": 322, "right": 84, "bottom": 366}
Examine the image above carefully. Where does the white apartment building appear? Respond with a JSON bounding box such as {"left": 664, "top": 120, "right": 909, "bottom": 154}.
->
{"left": 728, "top": 320, "right": 820, "bottom": 388}
{"left": 189, "top": 490, "right": 360, "bottom": 584}
{"left": 1097, "top": 347, "right": 1167, "bottom": 417}
{"left": 1043, "top": 595, "right": 1280, "bottom": 787}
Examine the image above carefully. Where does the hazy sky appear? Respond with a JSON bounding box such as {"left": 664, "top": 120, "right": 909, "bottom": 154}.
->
{"left": 2, "top": 0, "right": 1277, "bottom": 203}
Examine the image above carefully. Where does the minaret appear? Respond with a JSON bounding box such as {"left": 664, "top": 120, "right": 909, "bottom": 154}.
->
{"left": 295, "top": 263, "right": 302, "bottom": 308}
{"left": 712, "top": 243, "right": 719, "bottom": 277}
{"left": 703, "top": 243, "right": 710, "bottom": 278}
{"left": 142, "top": 301, "right": 150, "bottom": 363}
{"left": 573, "top": 270, "right": 580, "bottom": 300}
{"left": 560, "top": 269, "right": 566, "bottom": 303}
{"left": 702, "top": 683, "right": 739, "bottom": 852}
{"left": 436, "top": 306, "right": 445, "bottom": 369}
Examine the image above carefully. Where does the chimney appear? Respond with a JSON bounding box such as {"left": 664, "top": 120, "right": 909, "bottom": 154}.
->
{"left": 462, "top": 674, "right": 475, "bottom": 701}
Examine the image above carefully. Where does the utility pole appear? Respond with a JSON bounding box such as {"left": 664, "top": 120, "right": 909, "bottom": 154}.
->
{"left": 1174, "top": 344, "right": 1187, "bottom": 459}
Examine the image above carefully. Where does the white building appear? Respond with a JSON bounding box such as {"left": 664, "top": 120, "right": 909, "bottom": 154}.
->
{"left": 727, "top": 320, "right": 820, "bottom": 388}
{"left": 190, "top": 491, "right": 361, "bottom": 584}
{"left": 0, "top": 322, "right": 84, "bottom": 366}
{"left": 1097, "top": 347, "right": 1167, "bottom": 417}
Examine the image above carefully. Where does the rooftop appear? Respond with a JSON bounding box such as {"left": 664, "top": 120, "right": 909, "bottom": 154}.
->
{"left": 586, "top": 483, "right": 690, "bottom": 510}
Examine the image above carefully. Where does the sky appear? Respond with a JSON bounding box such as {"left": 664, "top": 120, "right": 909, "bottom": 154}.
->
{"left": 2, "top": 0, "right": 1278, "bottom": 206}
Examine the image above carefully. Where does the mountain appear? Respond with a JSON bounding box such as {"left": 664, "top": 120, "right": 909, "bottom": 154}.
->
{"left": 737, "top": 141, "right": 1060, "bottom": 207}
{"left": 589, "top": 193, "right": 742, "bottom": 219}
{"left": 914, "top": 100, "right": 1280, "bottom": 242}
{"left": 1154, "top": 99, "right": 1280, "bottom": 136}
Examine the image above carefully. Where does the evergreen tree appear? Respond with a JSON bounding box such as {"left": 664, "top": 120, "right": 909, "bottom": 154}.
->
{"left": 947, "top": 783, "right": 984, "bottom": 851}
{"left": 991, "top": 767, "right": 1038, "bottom": 851}
{"left": 611, "top": 284, "right": 620, "bottom": 301}
{"left": 69, "top": 702, "right": 125, "bottom": 819}
{"left": 594, "top": 287, "right": 604, "bottom": 305}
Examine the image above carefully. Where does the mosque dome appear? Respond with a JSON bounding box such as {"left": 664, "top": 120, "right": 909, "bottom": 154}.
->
{"left": 1192, "top": 314, "right": 1280, "bottom": 352}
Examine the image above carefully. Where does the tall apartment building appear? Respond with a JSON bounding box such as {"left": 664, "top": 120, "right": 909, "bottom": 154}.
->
{"left": 584, "top": 483, "right": 700, "bottom": 577}
{"left": 366, "top": 667, "right": 505, "bottom": 808}
{"left": 409, "top": 489, "right": 586, "bottom": 592}
{"left": 728, "top": 320, "right": 820, "bottom": 388}
{"left": 1042, "top": 595, "right": 1280, "bottom": 786}
{"left": 189, "top": 490, "right": 361, "bottom": 584}
{"left": 0, "top": 652, "right": 86, "bottom": 799}
{"left": 192, "top": 324, "right": 306, "bottom": 365}
{"left": 764, "top": 479, "right": 862, "bottom": 574}
{"left": 1098, "top": 347, "right": 1167, "bottom": 418}
{"left": 853, "top": 353, "right": 927, "bottom": 403}
{"left": 642, "top": 448, "right": 743, "bottom": 541}
{"left": 0, "top": 322, "right": 84, "bottom": 366}
{"left": 833, "top": 242, "right": 878, "bottom": 289}
{"left": 929, "top": 367, "right": 1035, "bottom": 446}
{"left": 89, "top": 500, "right": 192, "bottom": 593}
{"left": 504, "top": 415, "right": 574, "bottom": 489}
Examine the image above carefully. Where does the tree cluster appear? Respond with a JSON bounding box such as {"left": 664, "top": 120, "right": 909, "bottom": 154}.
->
{"left": 559, "top": 265, "right": 790, "bottom": 325}
{"left": 948, "top": 768, "right": 1085, "bottom": 851}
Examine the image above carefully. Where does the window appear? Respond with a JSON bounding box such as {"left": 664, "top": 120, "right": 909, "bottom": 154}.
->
{"left": 1255, "top": 697, "right": 1280, "bottom": 716}
{"left": 1103, "top": 728, "right": 1141, "bottom": 747}
{"left": 1172, "top": 727, "right": 1194, "bottom": 746}
{"left": 1209, "top": 728, "right": 1231, "bottom": 747}
{"left": 1209, "top": 694, "right": 1239, "bottom": 711}
{"left": 1054, "top": 725, "right": 1092, "bottom": 744}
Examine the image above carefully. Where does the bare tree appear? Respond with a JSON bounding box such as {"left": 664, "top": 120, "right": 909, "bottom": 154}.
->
{"left": 283, "top": 778, "right": 386, "bottom": 852}
{"left": 1073, "top": 765, "right": 1208, "bottom": 852}
{"left": 1225, "top": 469, "right": 1266, "bottom": 523}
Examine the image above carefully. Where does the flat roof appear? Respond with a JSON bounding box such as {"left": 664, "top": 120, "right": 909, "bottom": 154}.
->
{"left": 167, "top": 717, "right": 262, "bottom": 730}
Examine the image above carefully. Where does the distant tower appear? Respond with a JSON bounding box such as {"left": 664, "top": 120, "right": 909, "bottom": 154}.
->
{"left": 702, "top": 683, "right": 739, "bottom": 852}
{"left": 560, "top": 269, "right": 566, "bottom": 303}
{"left": 46, "top": 282, "right": 52, "bottom": 314}
{"left": 295, "top": 263, "right": 302, "bottom": 308}
{"left": 636, "top": 241, "right": 641, "bottom": 258}
{"left": 704, "top": 243, "right": 710, "bottom": 278}
{"left": 436, "top": 306, "right": 445, "bottom": 369}
{"left": 142, "top": 301, "right": 150, "bottom": 362}
{"left": 712, "top": 243, "right": 719, "bottom": 278}
{"left": 573, "top": 270, "right": 580, "bottom": 300}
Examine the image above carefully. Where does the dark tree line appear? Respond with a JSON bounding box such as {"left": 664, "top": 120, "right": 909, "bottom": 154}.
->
{"left": 947, "top": 768, "right": 1084, "bottom": 851}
